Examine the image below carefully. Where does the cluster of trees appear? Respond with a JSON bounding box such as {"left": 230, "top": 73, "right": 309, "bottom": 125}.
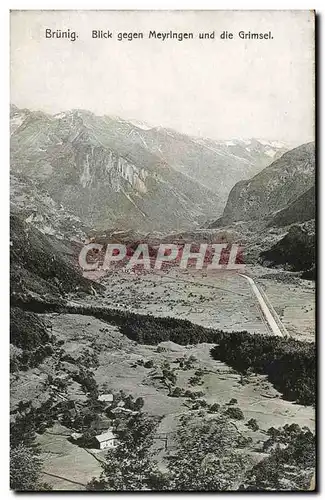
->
{"left": 87, "top": 412, "right": 251, "bottom": 491}
{"left": 63, "top": 304, "right": 223, "bottom": 345}
{"left": 75, "top": 349, "right": 99, "bottom": 369}
{"left": 10, "top": 444, "right": 51, "bottom": 491}
{"left": 62, "top": 401, "right": 104, "bottom": 433}
{"left": 10, "top": 307, "right": 55, "bottom": 372}
{"left": 10, "top": 398, "right": 59, "bottom": 448}
{"left": 86, "top": 410, "right": 315, "bottom": 492}
{"left": 11, "top": 393, "right": 315, "bottom": 492}
{"left": 10, "top": 399, "right": 58, "bottom": 491}
{"left": 11, "top": 343, "right": 54, "bottom": 373}
{"left": 119, "top": 314, "right": 220, "bottom": 345}
{"left": 188, "top": 368, "right": 205, "bottom": 386}
{"left": 72, "top": 368, "right": 99, "bottom": 397}
{"left": 185, "top": 398, "right": 220, "bottom": 412}
{"left": 107, "top": 390, "right": 145, "bottom": 413}
{"left": 225, "top": 407, "right": 245, "bottom": 420}
{"left": 148, "top": 359, "right": 205, "bottom": 399}
{"left": 165, "top": 414, "right": 248, "bottom": 491}
{"left": 168, "top": 387, "right": 204, "bottom": 399}
{"left": 211, "top": 333, "right": 315, "bottom": 406}
{"left": 176, "top": 355, "right": 197, "bottom": 370}
{"left": 81, "top": 305, "right": 315, "bottom": 407}
{"left": 241, "top": 424, "right": 315, "bottom": 491}
{"left": 10, "top": 308, "right": 51, "bottom": 350}
{"left": 63, "top": 305, "right": 315, "bottom": 407}
{"left": 66, "top": 390, "right": 146, "bottom": 434}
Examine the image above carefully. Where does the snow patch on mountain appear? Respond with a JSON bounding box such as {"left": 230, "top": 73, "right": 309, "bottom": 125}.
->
{"left": 10, "top": 114, "right": 26, "bottom": 135}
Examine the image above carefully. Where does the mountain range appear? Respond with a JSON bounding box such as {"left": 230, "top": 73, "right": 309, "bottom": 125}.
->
{"left": 10, "top": 105, "right": 288, "bottom": 232}
{"left": 10, "top": 104, "right": 315, "bottom": 276}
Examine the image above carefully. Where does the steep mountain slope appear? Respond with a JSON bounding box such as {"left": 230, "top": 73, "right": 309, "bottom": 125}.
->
{"left": 10, "top": 214, "right": 101, "bottom": 307}
{"left": 259, "top": 220, "right": 315, "bottom": 274}
{"left": 210, "top": 143, "right": 315, "bottom": 227}
{"left": 270, "top": 185, "right": 315, "bottom": 227}
{"left": 11, "top": 172, "right": 88, "bottom": 242}
{"left": 10, "top": 105, "right": 288, "bottom": 232}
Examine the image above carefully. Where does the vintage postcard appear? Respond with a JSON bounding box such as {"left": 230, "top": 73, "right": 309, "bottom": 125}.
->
{"left": 10, "top": 10, "right": 315, "bottom": 491}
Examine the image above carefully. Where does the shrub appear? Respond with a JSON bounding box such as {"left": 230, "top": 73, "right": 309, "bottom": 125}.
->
{"left": 169, "top": 387, "right": 184, "bottom": 398}
{"left": 225, "top": 407, "right": 244, "bottom": 420}
{"left": 208, "top": 403, "right": 221, "bottom": 413}
{"left": 246, "top": 418, "right": 259, "bottom": 431}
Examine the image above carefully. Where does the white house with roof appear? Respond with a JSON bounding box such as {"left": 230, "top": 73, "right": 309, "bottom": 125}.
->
{"left": 94, "top": 429, "right": 117, "bottom": 450}
{"left": 98, "top": 393, "right": 114, "bottom": 403}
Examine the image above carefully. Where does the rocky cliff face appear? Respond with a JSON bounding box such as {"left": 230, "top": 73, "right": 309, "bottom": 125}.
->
{"left": 123, "top": 127, "right": 288, "bottom": 196}
{"left": 10, "top": 106, "right": 223, "bottom": 231}
{"left": 210, "top": 143, "right": 315, "bottom": 227}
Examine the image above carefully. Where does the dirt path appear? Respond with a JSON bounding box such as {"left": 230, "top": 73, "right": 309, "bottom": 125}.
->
{"left": 42, "top": 471, "right": 87, "bottom": 489}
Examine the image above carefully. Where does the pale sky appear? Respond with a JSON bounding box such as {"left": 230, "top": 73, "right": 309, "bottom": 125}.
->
{"left": 10, "top": 10, "right": 315, "bottom": 144}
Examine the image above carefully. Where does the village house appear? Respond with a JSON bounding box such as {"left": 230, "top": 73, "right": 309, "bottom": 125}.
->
{"left": 98, "top": 393, "right": 114, "bottom": 403}
{"left": 94, "top": 429, "right": 117, "bottom": 450}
